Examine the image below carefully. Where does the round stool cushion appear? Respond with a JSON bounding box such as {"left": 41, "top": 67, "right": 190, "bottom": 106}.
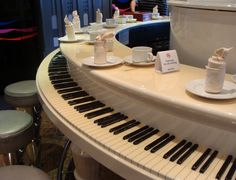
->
{"left": 0, "top": 165, "right": 50, "bottom": 180}
{"left": 0, "top": 110, "right": 33, "bottom": 153}
{"left": 4, "top": 80, "right": 38, "bottom": 107}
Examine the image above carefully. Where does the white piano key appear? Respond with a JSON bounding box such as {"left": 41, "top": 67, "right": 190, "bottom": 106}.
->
{"left": 206, "top": 155, "right": 226, "bottom": 180}
{"left": 175, "top": 148, "right": 205, "bottom": 180}
{"left": 165, "top": 147, "right": 201, "bottom": 180}
{"left": 195, "top": 154, "right": 222, "bottom": 180}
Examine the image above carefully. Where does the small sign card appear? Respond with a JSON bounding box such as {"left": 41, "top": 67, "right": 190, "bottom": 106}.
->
{"left": 155, "top": 50, "right": 180, "bottom": 73}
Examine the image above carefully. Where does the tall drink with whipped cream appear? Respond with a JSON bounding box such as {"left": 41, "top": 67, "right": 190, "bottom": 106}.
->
{"left": 205, "top": 47, "right": 233, "bottom": 93}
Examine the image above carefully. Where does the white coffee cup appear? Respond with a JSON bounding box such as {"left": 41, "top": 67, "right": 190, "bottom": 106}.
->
{"left": 106, "top": 18, "right": 117, "bottom": 26}
{"left": 89, "top": 30, "right": 106, "bottom": 41}
{"left": 116, "top": 16, "right": 127, "bottom": 24}
{"left": 205, "top": 65, "right": 225, "bottom": 93}
{"left": 90, "top": 23, "right": 103, "bottom": 31}
{"left": 125, "top": 15, "right": 133, "bottom": 20}
{"left": 132, "top": 46, "right": 153, "bottom": 63}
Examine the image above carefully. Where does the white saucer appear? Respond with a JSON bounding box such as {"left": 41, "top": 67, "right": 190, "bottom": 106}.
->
{"left": 232, "top": 74, "right": 236, "bottom": 83}
{"left": 103, "top": 24, "right": 118, "bottom": 28}
{"left": 75, "top": 30, "right": 84, "bottom": 34}
{"left": 124, "top": 56, "right": 155, "bottom": 66}
{"left": 126, "top": 18, "right": 137, "bottom": 23}
{"left": 86, "top": 40, "right": 96, "bottom": 45}
{"left": 82, "top": 56, "right": 123, "bottom": 67}
{"left": 186, "top": 79, "right": 236, "bottom": 99}
{"left": 58, "top": 36, "right": 81, "bottom": 43}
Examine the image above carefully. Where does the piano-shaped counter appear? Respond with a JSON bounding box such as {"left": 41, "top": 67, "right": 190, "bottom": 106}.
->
{"left": 36, "top": 20, "right": 236, "bottom": 180}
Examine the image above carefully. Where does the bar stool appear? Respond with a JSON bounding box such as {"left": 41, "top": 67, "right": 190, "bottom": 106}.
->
{"left": 4, "top": 80, "right": 41, "bottom": 164}
{"left": 0, "top": 165, "right": 50, "bottom": 180}
{"left": 0, "top": 110, "right": 33, "bottom": 165}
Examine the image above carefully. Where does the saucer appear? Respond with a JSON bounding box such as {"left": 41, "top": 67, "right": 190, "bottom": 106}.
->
{"left": 232, "top": 74, "right": 236, "bottom": 83}
{"left": 126, "top": 18, "right": 137, "bottom": 23}
{"left": 124, "top": 55, "right": 155, "bottom": 66}
{"left": 86, "top": 40, "right": 96, "bottom": 45}
{"left": 82, "top": 56, "right": 123, "bottom": 67}
{"left": 75, "top": 30, "right": 84, "bottom": 34}
{"left": 186, "top": 79, "right": 236, "bottom": 99}
{"left": 103, "top": 24, "right": 118, "bottom": 28}
{"left": 58, "top": 36, "right": 82, "bottom": 43}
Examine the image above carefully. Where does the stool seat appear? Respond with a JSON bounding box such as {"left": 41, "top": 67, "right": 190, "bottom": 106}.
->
{"left": 0, "top": 165, "right": 50, "bottom": 180}
{"left": 0, "top": 110, "right": 33, "bottom": 153}
{"left": 4, "top": 80, "right": 38, "bottom": 107}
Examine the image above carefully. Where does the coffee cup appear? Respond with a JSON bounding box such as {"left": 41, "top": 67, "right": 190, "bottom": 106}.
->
{"left": 125, "top": 15, "right": 133, "bottom": 20}
{"left": 132, "top": 46, "right": 153, "bottom": 63}
{"left": 116, "top": 16, "right": 127, "bottom": 24}
{"left": 106, "top": 18, "right": 117, "bottom": 26}
{"left": 89, "top": 30, "right": 106, "bottom": 41}
{"left": 90, "top": 23, "right": 103, "bottom": 31}
{"left": 205, "top": 65, "right": 225, "bottom": 93}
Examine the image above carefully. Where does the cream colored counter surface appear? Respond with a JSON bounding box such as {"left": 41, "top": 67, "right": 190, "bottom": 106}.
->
{"left": 59, "top": 21, "right": 236, "bottom": 133}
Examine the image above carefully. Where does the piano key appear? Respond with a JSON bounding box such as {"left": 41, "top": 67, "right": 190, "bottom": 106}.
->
{"left": 123, "top": 125, "right": 150, "bottom": 140}
{"left": 163, "top": 139, "right": 187, "bottom": 159}
{"left": 62, "top": 91, "right": 89, "bottom": 100}
{"left": 53, "top": 82, "right": 78, "bottom": 89}
{"left": 100, "top": 115, "right": 128, "bottom": 128}
{"left": 78, "top": 102, "right": 105, "bottom": 113}
{"left": 113, "top": 121, "right": 141, "bottom": 135}
{"left": 57, "top": 86, "right": 82, "bottom": 94}
{"left": 192, "top": 148, "right": 212, "bottom": 170}
{"left": 98, "top": 113, "right": 125, "bottom": 126}
{"left": 49, "top": 74, "right": 71, "bottom": 80}
{"left": 49, "top": 63, "right": 67, "bottom": 67}
{"left": 150, "top": 135, "right": 175, "bottom": 153}
{"left": 206, "top": 155, "right": 227, "bottom": 180}
{"left": 215, "top": 155, "right": 232, "bottom": 179}
{"left": 177, "top": 144, "right": 199, "bottom": 165}
{"left": 51, "top": 78, "right": 73, "bottom": 84}
{"left": 128, "top": 127, "right": 154, "bottom": 142}
{"left": 133, "top": 129, "right": 159, "bottom": 145}
{"left": 199, "top": 150, "right": 218, "bottom": 173}
{"left": 94, "top": 112, "right": 122, "bottom": 124}
{"left": 48, "top": 67, "right": 67, "bottom": 73}
{"left": 49, "top": 71, "right": 69, "bottom": 77}
{"left": 196, "top": 154, "right": 222, "bottom": 180}
{"left": 168, "top": 147, "right": 204, "bottom": 180}
{"left": 109, "top": 119, "right": 137, "bottom": 133}
{"left": 68, "top": 96, "right": 95, "bottom": 106}
{"left": 85, "top": 107, "right": 114, "bottom": 119}
{"left": 225, "top": 158, "right": 236, "bottom": 180}
{"left": 145, "top": 133, "right": 170, "bottom": 151}
{"left": 170, "top": 142, "right": 193, "bottom": 162}
{"left": 139, "top": 140, "right": 179, "bottom": 172}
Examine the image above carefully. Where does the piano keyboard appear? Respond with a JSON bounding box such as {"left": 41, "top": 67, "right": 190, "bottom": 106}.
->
{"left": 47, "top": 52, "right": 236, "bottom": 180}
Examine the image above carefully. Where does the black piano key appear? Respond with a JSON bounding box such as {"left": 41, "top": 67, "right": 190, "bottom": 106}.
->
{"left": 225, "top": 158, "right": 236, "bottom": 180}
{"left": 114, "top": 121, "right": 140, "bottom": 135}
{"left": 94, "top": 112, "right": 121, "bottom": 124}
{"left": 199, "top": 150, "right": 218, "bottom": 173}
{"left": 58, "top": 87, "right": 82, "bottom": 94}
{"left": 98, "top": 114, "right": 125, "bottom": 126}
{"left": 133, "top": 129, "right": 159, "bottom": 145}
{"left": 62, "top": 91, "right": 88, "bottom": 100}
{"left": 51, "top": 78, "right": 73, "bottom": 85}
{"left": 49, "top": 74, "right": 71, "bottom": 80}
{"left": 128, "top": 127, "right": 154, "bottom": 142}
{"left": 110, "top": 120, "right": 137, "bottom": 133}
{"left": 150, "top": 135, "right": 175, "bottom": 153}
{"left": 48, "top": 67, "right": 67, "bottom": 73}
{"left": 101, "top": 115, "right": 128, "bottom": 128}
{"left": 76, "top": 101, "right": 105, "bottom": 113}
{"left": 85, "top": 107, "right": 114, "bottom": 119}
{"left": 192, "top": 148, "right": 212, "bottom": 171}
{"left": 216, "top": 155, "right": 233, "bottom": 179}
{"left": 145, "top": 133, "right": 170, "bottom": 151}
{"left": 123, "top": 125, "right": 149, "bottom": 140}
{"left": 50, "top": 61, "right": 67, "bottom": 65}
{"left": 68, "top": 96, "right": 95, "bottom": 106}
{"left": 53, "top": 82, "right": 78, "bottom": 89}
{"left": 49, "top": 64, "right": 67, "bottom": 69}
{"left": 177, "top": 144, "right": 199, "bottom": 164}
{"left": 49, "top": 71, "right": 69, "bottom": 77}
{"left": 170, "top": 142, "right": 193, "bottom": 162}
{"left": 163, "top": 139, "right": 187, "bottom": 159}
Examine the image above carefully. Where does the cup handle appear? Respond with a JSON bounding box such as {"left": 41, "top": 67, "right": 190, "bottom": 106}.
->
{"left": 147, "top": 52, "right": 154, "bottom": 62}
